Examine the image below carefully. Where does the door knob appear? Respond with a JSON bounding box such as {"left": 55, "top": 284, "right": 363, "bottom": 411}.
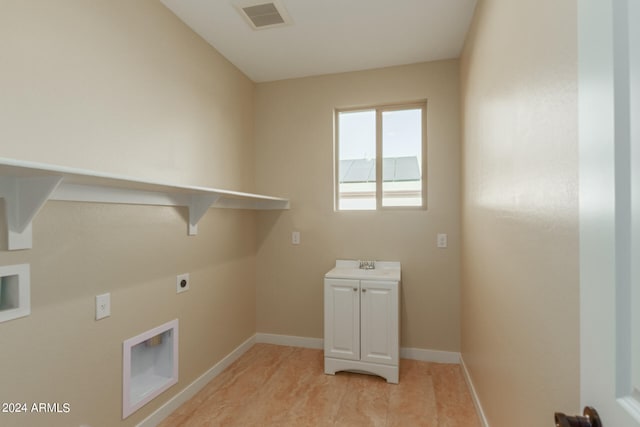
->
{"left": 554, "top": 407, "right": 601, "bottom": 427}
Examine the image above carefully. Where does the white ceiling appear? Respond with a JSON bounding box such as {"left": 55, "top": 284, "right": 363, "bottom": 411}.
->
{"left": 160, "top": 0, "right": 477, "bottom": 83}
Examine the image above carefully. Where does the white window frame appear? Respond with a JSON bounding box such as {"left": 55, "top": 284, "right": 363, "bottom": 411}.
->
{"left": 334, "top": 101, "right": 427, "bottom": 211}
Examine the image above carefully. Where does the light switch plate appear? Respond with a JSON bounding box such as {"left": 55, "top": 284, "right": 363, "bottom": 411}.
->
{"left": 292, "top": 231, "right": 301, "bottom": 245}
{"left": 96, "top": 293, "right": 111, "bottom": 320}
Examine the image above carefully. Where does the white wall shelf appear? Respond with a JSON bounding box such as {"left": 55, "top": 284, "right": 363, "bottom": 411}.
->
{"left": 0, "top": 158, "right": 289, "bottom": 250}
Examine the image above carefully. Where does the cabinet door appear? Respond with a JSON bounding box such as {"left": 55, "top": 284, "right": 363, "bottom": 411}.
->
{"left": 324, "top": 278, "right": 360, "bottom": 360}
{"left": 360, "top": 280, "right": 399, "bottom": 366}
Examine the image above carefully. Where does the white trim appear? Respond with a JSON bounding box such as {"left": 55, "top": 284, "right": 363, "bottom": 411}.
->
{"left": 400, "top": 347, "right": 460, "bottom": 364}
{"left": 136, "top": 335, "right": 256, "bottom": 427}
{"left": 618, "top": 396, "right": 640, "bottom": 424}
{"left": 255, "top": 333, "right": 324, "bottom": 349}
{"left": 460, "top": 355, "right": 490, "bottom": 427}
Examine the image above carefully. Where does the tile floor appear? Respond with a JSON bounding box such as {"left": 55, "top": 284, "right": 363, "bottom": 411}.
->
{"left": 159, "top": 344, "right": 481, "bottom": 426}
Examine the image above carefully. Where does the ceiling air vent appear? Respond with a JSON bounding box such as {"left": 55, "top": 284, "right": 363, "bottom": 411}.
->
{"left": 236, "top": 1, "right": 292, "bottom": 30}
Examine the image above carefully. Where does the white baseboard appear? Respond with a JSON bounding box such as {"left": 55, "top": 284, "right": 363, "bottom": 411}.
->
{"left": 460, "top": 355, "right": 490, "bottom": 427}
{"left": 136, "top": 334, "right": 256, "bottom": 427}
{"left": 255, "top": 333, "right": 461, "bottom": 364}
{"left": 255, "top": 332, "right": 324, "bottom": 349}
{"left": 400, "top": 347, "right": 461, "bottom": 364}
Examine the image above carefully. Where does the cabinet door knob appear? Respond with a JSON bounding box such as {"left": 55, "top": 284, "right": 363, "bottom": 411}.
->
{"left": 353, "top": 288, "right": 357, "bottom": 291}
{"left": 362, "top": 289, "right": 367, "bottom": 293}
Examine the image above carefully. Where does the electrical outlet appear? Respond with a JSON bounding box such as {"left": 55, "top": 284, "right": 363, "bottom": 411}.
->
{"left": 95, "top": 293, "right": 111, "bottom": 320}
{"left": 176, "top": 273, "right": 190, "bottom": 294}
{"left": 437, "top": 233, "right": 448, "bottom": 248}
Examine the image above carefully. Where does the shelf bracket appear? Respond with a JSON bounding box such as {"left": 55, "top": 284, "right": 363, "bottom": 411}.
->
{"left": 0, "top": 176, "right": 63, "bottom": 250}
{"left": 188, "top": 194, "right": 219, "bottom": 235}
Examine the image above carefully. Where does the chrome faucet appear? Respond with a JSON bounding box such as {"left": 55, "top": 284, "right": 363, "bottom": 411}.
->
{"left": 359, "top": 260, "right": 375, "bottom": 270}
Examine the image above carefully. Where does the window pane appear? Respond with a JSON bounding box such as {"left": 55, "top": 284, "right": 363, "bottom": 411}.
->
{"left": 338, "top": 110, "right": 376, "bottom": 210}
{"left": 382, "top": 109, "right": 422, "bottom": 207}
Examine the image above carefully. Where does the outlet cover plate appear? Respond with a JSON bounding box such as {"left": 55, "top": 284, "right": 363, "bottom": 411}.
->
{"left": 176, "top": 273, "right": 190, "bottom": 294}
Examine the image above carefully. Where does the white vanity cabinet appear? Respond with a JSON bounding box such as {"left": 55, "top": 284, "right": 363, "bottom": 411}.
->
{"left": 323, "top": 260, "right": 400, "bottom": 384}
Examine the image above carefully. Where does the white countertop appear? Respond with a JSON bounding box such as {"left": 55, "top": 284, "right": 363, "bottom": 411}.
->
{"left": 325, "top": 260, "right": 401, "bottom": 281}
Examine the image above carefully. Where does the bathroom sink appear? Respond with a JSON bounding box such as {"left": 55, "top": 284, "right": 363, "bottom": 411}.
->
{"left": 325, "top": 260, "right": 401, "bottom": 281}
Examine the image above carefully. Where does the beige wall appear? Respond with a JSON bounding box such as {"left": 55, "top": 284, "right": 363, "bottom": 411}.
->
{"left": 0, "top": 1, "right": 257, "bottom": 426}
{"left": 254, "top": 61, "right": 461, "bottom": 351}
{"left": 460, "top": 0, "right": 579, "bottom": 425}
{"left": 0, "top": 0, "right": 254, "bottom": 191}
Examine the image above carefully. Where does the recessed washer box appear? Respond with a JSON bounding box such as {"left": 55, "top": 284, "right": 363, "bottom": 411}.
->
{"left": 0, "top": 264, "right": 30, "bottom": 324}
{"left": 122, "top": 319, "right": 178, "bottom": 419}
